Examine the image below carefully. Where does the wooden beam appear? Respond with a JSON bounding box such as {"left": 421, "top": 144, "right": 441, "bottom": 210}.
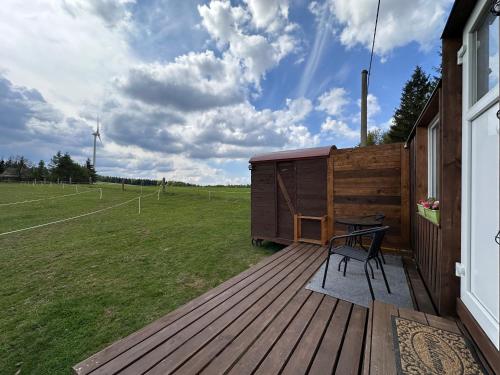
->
{"left": 276, "top": 171, "right": 296, "bottom": 216}
{"left": 400, "top": 144, "right": 410, "bottom": 248}
{"left": 327, "top": 155, "right": 335, "bottom": 240}
{"left": 293, "top": 214, "right": 300, "bottom": 242}
{"left": 438, "top": 37, "right": 462, "bottom": 315}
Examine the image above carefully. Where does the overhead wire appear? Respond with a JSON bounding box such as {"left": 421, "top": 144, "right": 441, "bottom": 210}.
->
{"left": 367, "top": 0, "right": 381, "bottom": 89}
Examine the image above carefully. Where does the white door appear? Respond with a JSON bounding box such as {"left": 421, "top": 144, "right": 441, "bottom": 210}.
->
{"left": 461, "top": 0, "right": 499, "bottom": 350}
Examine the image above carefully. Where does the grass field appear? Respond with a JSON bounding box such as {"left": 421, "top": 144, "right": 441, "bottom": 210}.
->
{"left": 0, "top": 182, "right": 279, "bottom": 374}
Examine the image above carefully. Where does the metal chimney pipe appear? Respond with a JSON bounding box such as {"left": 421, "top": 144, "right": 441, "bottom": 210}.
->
{"left": 361, "top": 69, "right": 368, "bottom": 147}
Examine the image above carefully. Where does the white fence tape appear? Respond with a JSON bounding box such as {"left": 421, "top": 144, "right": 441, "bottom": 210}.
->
{"left": 0, "top": 189, "right": 98, "bottom": 207}
{"left": 0, "top": 190, "right": 160, "bottom": 237}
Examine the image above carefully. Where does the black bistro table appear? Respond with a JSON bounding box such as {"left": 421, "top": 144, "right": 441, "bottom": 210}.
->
{"left": 335, "top": 215, "right": 386, "bottom": 263}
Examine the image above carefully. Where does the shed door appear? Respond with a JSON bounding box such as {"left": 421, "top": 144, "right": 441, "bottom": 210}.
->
{"left": 461, "top": 0, "right": 499, "bottom": 349}
{"left": 277, "top": 162, "right": 296, "bottom": 240}
{"left": 251, "top": 162, "right": 276, "bottom": 238}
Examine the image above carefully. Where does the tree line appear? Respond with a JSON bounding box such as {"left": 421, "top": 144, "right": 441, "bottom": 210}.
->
{"left": 0, "top": 153, "right": 250, "bottom": 187}
{"left": 0, "top": 152, "right": 96, "bottom": 183}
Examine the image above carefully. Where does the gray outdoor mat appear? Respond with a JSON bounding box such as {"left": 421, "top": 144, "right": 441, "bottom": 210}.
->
{"left": 306, "top": 254, "right": 413, "bottom": 308}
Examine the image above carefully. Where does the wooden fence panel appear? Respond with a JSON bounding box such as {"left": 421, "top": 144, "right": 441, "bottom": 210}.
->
{"left": 331, "top": 143, "right": 410, "bottom": 250}
{"left": 414, "top": 214, "right": 441, "bottom": 306}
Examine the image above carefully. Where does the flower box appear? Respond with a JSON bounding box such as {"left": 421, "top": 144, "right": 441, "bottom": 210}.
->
{"left": 417, "top": 204, "right": 425, "bottom": 216}
{"left": 424, "top": 207, "right": 440, "bottom": 225}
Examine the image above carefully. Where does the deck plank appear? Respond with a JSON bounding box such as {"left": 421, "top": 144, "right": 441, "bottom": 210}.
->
{"left": 74, "top": 241, "right": 451, "bottom": 375}
{"left": 253, "top": 293, "right": 324, "bottom": 374}
{"left": 308, "top": 299, "right": 352, "bottom": 374}
{"left": 369, "top": 300, "right": 398, "bottom": 375}
{"left": 425, "top": 313, "right": 461, "bottom": 334}
{"left": 335, "top": 304, "right": 368, "bottom": 375}
{"left": 115, "top": 244, "right": 318, "bottom": 375}
{"left": 226, "top": 290, "right": 313, "bottom": 375}
{"left": 403, "top": 257, "right": 436, "bottom": 315}
{"left": 398, "top": 307, "right": 428, "bottom": 325}
{"left": 74, "top": 242, "right": 303, "bottom": 375}
{"left": 280, "top": 295, "right": 337, "bottom": 375}
{"left": 178, "top": 248, "right": 327, "bottom": 374}
{"left": 148, "top": 245, "right": 326, "bottom": 374}
{"left": 361, "top": 302, "right": 373, "bottom": 375}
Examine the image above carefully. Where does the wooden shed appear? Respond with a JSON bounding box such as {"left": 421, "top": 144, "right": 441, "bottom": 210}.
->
{"left": 249, "top": 146, "right": 336, "bottom": 246}
{"left": 250, "top": 143, "right": 411, "bottom": 249}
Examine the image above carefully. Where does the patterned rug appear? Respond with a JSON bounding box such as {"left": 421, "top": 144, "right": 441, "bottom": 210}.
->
{"left": 392, "top": 317, "right": 484, "bottom": 375}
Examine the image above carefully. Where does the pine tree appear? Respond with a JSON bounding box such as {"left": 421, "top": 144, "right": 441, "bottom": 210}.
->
{"left": 385, "top": 66, "right": 436, "bottom": 143}
{"left": 0, "top": 159, "right": 5, "bottom": 174}
{"left": 85, "top": 158, "right": 97, "bottom": 182}
{"left": 34, "top": 160, "right": 47, "bottom": 180}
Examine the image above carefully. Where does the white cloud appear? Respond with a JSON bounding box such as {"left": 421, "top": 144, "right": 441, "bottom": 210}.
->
{"left": 0, "top": 0, "right": 136, "bottom": 117}
{"left": 198, "top": 0, "right": 299, "bottom": 86}
{"left": 62, "top": 0, "right": 136, "bottom": 29}
{"left": 320, "top": 117, "right": 358, "bottom": 140}
{"left": 181, "top": 97, "right": 317, "bottom": 159}
{"left": 313, "top": 0, "right": 451, "bottom": 56}
{"left": 117, "top": 50, "right": 245, "bottom": 111}
{"left": 296, "top": 1, "right": 336, "bottom": 97}
{"left": 244, "top": 0, "right": 289, "bottom": 32}
{"left": 316, "top": 87, "right": 349, "bottom": 116}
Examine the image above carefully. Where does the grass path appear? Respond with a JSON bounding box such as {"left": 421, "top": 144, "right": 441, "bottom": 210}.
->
{"left": 0, "top": 183, "right": 278, "bottom": 374}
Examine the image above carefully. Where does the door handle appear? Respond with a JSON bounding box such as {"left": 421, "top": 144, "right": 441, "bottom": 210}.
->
{"left": 496, "top": 230, "right": 500, "bottom": 245}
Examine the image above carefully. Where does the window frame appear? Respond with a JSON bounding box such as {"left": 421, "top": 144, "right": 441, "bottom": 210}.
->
{"left": 471, "top": 9, "right": 499, "bottom": 104}
{"left": 427, "top": 115, "right": 439, "bottom": 199}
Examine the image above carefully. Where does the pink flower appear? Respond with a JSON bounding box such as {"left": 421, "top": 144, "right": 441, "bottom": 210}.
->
{"left": 432, "top": 201, "right": 439, "bottom": 210}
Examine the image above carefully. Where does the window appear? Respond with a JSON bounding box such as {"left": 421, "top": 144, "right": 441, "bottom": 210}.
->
{"left": 428, "top": 117, "right": 439, "bottom": 199}
{"left": 474, "top": 12, "right": 499, "bottom": 103}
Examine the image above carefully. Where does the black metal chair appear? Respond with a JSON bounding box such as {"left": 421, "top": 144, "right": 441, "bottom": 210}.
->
{"left": 361, "top": 213, "right": 386, "bottom": 264}
{"left": 322, "top": 226, "right": 391, "bottom": 300}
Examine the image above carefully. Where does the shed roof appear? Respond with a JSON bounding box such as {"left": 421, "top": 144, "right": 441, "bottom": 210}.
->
{"left": 249, "top": 145, "right": 336, "bottom": 163}
{"left": 0, "top": 167, "right": 19, "bottom": 178}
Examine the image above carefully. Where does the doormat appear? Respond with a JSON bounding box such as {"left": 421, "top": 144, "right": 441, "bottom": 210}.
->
{"left": 392, "top": 317, "right": 484, "bottom": 375}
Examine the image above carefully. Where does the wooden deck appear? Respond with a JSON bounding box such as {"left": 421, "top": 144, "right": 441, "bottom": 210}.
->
{"left": 73, "top": 243, "right": 460, "bottom": 375}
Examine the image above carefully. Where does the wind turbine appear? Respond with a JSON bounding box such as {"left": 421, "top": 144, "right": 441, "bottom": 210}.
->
{"left": 92, "top": 117, "right": 102, "bottom": 169}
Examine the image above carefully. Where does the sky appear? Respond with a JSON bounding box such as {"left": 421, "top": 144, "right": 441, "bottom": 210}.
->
{"left": 0, "top": 0, "right": 453, "bottom": 184}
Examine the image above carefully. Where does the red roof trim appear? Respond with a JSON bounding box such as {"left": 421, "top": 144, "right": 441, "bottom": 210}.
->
{"left": 249, "top": 145, "right": 336, "bottom": 163}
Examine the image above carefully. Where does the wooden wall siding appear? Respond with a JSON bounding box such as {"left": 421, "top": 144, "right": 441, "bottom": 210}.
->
{"left": 415, "top": 126, "right": 428, "bottom": 204}
{"left": 409, "top": 139, "right": 417, "bottom": 250}
{"left": 331, "top": 143, "right": 410, "bottom": 250}
{"left": 438, "top": 37, "right": 462, "bottom": 316}
{"left": 414, "top": 214, "right": 441, "bottom": 307}
{"left": 251, "top": 162, "right": 276, "bottom": 239}
{"left": 277, "top": 162, "right": 296, "bottom": 240}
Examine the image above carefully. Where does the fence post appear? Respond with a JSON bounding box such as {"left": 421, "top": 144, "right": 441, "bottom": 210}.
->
{"left": 157, "top": 190, "right": 160, "bottom": 201}
{"left": 138, "top": 196, "right": 141, "bottom": 214}
{"left": 122, "top": 180, "right": 125, "bottom": 191}
{"left": 100, "top": 188, "right": 103, "bottom": 200}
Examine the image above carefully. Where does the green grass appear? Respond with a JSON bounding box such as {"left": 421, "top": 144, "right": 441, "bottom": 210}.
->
{"left": 0, "top": 183, "right": 279, "bottom": 374}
